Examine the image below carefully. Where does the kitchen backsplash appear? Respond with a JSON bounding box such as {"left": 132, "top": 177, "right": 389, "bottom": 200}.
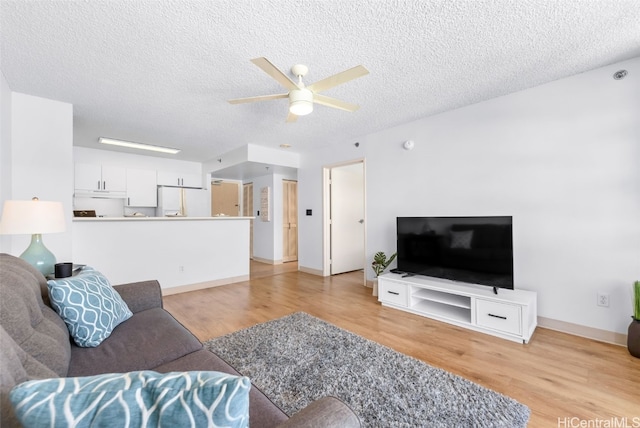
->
{"left": 73, "top": 197, "right": 155, "bottom": 218}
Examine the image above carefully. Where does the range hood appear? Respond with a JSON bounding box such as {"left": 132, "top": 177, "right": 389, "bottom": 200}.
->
{"left": 73, "top": 190, "right": 126, "bottom": 199}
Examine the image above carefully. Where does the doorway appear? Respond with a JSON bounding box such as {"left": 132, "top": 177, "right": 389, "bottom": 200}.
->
{"left": 211, "top": 181, "right": 239, "bottom": 216}
{"left": 282, "top": 179, "right": 298, "bottom": 262}
{"left": 324, "top": 161, "right": 365, "bottom": 281}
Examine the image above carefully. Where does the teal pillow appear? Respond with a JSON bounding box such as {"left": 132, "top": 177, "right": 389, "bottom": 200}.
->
{"left": 10, "top": 371, "right": 250, "bottom": 428}
{"left": 47, "top": 267, "right": 132, "bottom": 347}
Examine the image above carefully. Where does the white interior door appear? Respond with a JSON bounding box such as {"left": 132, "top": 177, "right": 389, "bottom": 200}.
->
{"left": 330, "top": 162, "right": 365, "bottom": 274}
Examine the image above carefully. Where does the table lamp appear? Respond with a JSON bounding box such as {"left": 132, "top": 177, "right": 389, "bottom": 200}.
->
{"left": 0, "top": 197, "right": 66, "bottom": 276}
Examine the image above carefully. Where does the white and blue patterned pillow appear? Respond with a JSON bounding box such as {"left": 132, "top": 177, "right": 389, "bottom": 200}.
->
{"left": 47, "top": 267, "right": 132, "bottom": 347}
{"left": 10, "top": 371, "right": 250, "bottom": 428}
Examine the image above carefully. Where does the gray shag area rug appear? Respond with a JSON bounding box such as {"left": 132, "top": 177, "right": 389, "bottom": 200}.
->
{"left": 204, "top": 312, "right": 530, "bottom": 428}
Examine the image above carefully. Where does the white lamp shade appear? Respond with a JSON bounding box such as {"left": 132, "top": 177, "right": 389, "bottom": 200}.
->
{"left": 0, "top": 199, "right": 66, "bottom": 235}
{"left": 289, "top": 88, "right": 314, "bottom": 116}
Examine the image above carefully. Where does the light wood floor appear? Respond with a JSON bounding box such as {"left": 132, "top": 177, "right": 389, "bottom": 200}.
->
{"left": 163, "top": 261, "right": 640, "bottom": 427}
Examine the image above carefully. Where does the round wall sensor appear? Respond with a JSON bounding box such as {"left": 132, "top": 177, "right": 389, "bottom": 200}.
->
{"left": 613, "top": 70, "right": 627, "bottom": 80}
{"left": 403, "top": 140, "right": 415, "bottom": 150}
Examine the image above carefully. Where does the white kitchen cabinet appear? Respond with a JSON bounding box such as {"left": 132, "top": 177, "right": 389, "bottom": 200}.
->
{"left": 74, "top": 163, "right": 126, "bottom": 197}
{"left": 125, "top": 168, "right": 157, "bottom": 207}
{"left": 157, "top": 171, "right": 202, "bottom": 188}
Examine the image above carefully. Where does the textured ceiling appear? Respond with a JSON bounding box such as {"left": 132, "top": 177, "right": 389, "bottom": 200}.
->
{"left": 2, "top": 0, "right": 640, "bottom": 162}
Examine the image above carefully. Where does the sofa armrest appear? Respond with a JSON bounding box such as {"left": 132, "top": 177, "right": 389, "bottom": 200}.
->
{"left": 277, "top": 397, "right": 361, "bottom": 428}
{"left": 113, "top": 280, "right": 163, "bottom": 313}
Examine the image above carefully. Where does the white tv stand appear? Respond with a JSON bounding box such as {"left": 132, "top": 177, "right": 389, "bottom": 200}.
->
{"left": 378, "top": 273, "right": 537, "bottom": 343}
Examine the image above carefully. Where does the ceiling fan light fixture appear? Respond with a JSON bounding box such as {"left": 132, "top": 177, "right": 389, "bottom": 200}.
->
{"left": 228, "top": 58, "right": 367, "bottom": 121}
{"left": 289, "top": 88, "right": 314, "bottom": 116}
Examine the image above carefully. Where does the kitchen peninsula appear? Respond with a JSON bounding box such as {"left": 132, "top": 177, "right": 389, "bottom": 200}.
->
{"left": 72, "top": 216, "right": 252, "bottom": 294}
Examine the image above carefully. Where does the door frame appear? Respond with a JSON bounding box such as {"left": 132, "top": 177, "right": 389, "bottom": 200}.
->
{"left": 282, "top": 179, "right": 298, "bottom": 263}
{"left": 242, "top": 182, "right": 254, "bottom": 259}
{"left": 322, "top": 158, "right": 366, "bottom": 285}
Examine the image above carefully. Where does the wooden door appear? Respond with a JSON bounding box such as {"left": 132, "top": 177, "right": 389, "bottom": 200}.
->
{"left": 282, "top": 180, "right": 298, "bottom": 262}
{"left": 243, "top": 182, "right": 254, "bottom": 259}
{"left": 211, "top": 182, "right": 239, "bottom": 216}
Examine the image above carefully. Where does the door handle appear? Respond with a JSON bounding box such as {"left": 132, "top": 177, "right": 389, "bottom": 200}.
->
{"left": 358, "top": 219, "right": 364, "bottom": 224}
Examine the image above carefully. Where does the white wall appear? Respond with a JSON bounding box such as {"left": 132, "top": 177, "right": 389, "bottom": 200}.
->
{"left": 298, "top": 57, "right": 640, "bottom": 335}
{"left": 72, "top": 218, "right": 250, "bottom": 289}
{"left": 4, "top": 93, "right": 73, "bottom": 261}
{"left": 251, "top": 174, "right": 275, "bottom": 261}
{"left": 74, "top": 146, "right": 202, "bottom": 175}
{"left": 0, "top": 72, "right": 12, "bottom": 253}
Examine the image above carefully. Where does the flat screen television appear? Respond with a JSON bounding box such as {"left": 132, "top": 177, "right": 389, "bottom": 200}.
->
{"left": 396, "top": 216, "right": 514, "bottom": 292}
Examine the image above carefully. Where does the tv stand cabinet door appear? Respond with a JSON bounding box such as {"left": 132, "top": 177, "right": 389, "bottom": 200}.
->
{"left": 475, "top": 299, "right": 522, "bottom": 336}
{"left": 378, "top": 278, "right": 408, "bottom": 307}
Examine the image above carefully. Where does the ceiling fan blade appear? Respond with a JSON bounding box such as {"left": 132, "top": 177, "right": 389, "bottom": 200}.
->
{"left": 286, "top": 111, "right": 298, "bottom": 123}
{"left": 251, "top": 57, "right": 299, "bottom": 91}
{"left": 307, "top": 65, "right": 369, "bottom": 93}
{"left": 313, "top": 94, "right": 360, "bottom": 112}
{"left": 228, "top": 93, "right": 288, "bottom": 104}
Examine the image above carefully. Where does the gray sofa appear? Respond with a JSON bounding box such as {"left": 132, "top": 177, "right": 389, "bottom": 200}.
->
{"left": 0, "top": 253, "right": 360, "bottom": 427}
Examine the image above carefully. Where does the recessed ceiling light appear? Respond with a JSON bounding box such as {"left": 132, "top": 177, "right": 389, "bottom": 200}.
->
{"left": 280, "top": 144, "right": 292, "bottom": 149}
{"left": 98, "top": 137, "right": 181, "bottom": 154}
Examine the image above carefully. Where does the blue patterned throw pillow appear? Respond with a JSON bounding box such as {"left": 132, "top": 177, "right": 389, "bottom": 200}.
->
{"left": 47, "top": 267, "right": 132, "bottom": 347}
{"left": 10, "top": 371, "right": 250, "bottom": 428}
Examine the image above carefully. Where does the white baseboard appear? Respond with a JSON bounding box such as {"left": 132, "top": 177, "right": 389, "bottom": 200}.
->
{"left": 537, "top": 316, "right": 627, "bottom": 346}
{"left": 298, "top": 265, "right": 324, "bottom": 276}
{"left": 252, "top": 257, "right": 282, "bottom": 265}
{"left": 161, "top": 275, "right": 250, "bottom": 296}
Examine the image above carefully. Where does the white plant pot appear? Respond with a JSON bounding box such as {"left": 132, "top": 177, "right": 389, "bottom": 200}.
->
{"left": 372, "top": 278, "right": 378, "bottom": 297}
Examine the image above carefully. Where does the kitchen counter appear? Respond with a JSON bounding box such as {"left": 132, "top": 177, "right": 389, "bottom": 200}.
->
{"left": 72, "top": 216, "right": 252, "bottom": 293}
{"left": 73, "top": 216, "right": 254, "bottom": 221}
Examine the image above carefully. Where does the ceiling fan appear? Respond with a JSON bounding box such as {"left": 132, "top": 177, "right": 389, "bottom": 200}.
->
{"left": 228, "top": 57, "right": 369, "bottom": 122}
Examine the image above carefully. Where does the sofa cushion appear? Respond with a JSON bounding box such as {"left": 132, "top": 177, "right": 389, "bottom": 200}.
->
{"left": 1, "top": 326, "right": 61, "bottom": 427}
{"left": 10, "top": 370, "right": 251, "bottom": 428}
{"left": 47, "top": 268, "right": 133, "bottom": 347}
{"left": 0, "top": 254, "right": 70, "bottom": 377}
{"left": 68, "top": 307, "right": 203, "bottom": 376}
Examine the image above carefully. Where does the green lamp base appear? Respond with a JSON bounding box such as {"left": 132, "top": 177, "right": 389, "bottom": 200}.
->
{"left": 20, "top": 233, "right": 56, "bottom": 276}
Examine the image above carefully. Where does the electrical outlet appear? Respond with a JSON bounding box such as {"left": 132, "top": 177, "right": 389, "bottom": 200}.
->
{"left": 597, "top": 292, "right": 609, "bottom": 307}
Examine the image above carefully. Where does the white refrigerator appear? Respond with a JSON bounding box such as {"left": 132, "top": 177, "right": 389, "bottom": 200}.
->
{"left": 156, "top": 187, "right": 210, "bottom": 217}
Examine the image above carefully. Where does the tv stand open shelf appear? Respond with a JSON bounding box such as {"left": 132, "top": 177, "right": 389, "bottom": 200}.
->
{"left": 378, "top": 273, "right": 537, "bottom": 343}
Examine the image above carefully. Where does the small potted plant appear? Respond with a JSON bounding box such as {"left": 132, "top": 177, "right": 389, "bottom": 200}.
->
{"left": 371, "top": 251, "right": 396, "bottom": 296}
{"left": 628, "top": 281, "right": 640, "bottom": 358}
